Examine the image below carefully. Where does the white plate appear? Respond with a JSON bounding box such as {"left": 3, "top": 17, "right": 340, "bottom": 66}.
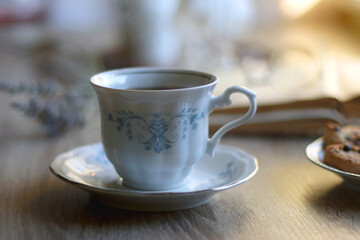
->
{"left": 50, "top": 143, "right": 258, "bottom": 212}
{"left": 306, "top": 137, "right": 360, "bottom": 187}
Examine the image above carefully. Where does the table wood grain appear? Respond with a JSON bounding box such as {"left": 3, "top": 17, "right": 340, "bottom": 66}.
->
{"left": 1, "top": 111, "right": 360, "bottom": 240}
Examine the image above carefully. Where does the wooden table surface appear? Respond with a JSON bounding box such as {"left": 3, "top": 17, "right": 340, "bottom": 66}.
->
{"left": 1, "top": 107, "right": 360, "bottom": 240}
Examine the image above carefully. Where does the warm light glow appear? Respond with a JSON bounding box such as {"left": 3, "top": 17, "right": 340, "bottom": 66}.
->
{"left": 280, "top": 0, "right": 322, "bottom": 19}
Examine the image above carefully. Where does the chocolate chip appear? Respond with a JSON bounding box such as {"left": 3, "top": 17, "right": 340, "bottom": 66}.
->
{"left": 343, "top": 144, "right": 352, "bottom": 152}
{"left": 334, "top": 126, "right": 341, "bottom": 131}
{"left": 346, "top": 136, "right": 353, "bottom": 141}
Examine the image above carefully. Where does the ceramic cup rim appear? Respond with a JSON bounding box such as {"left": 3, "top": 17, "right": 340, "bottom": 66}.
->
{"left": 90, "top": 67, "right": 218, "bottom": 93}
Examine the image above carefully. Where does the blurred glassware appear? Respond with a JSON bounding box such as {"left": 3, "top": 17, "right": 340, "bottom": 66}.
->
{"left": 179, "top": 0, "right": 256, "bottom": 71}
{"left": 47, "top": 0, "right": 121, "bottom": 55}
{"left": 47, "top": 0, "right": 117, "bottom": 33}
{"left": 120, "top": 0, "right": 181, "bottom": 66}
{"left": 236, "top": 45, "right": 271, "bottom": 86}
{"left": 263, "top": 45, "right": 323, "bottom": 95}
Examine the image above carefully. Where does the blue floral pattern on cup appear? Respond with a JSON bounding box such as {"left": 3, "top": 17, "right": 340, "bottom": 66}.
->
{"left": 108, "top": 108, "right": 204, "bottom": 153}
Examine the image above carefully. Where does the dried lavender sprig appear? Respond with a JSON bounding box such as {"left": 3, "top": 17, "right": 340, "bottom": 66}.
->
{"left": 11, "top": 98, "right": 85, "bottom": 136}
{"left": 0, "top": 81, "right": 57, "bottom": 95}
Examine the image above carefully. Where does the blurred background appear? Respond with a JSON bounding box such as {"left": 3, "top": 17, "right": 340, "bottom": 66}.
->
{"left": 0, "top": 0, "right": 359, "bottom": 137}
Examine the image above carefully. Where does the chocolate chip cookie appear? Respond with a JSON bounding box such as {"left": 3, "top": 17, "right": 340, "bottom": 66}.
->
{"left": 323, "top": 122, "right": 360, "bottom": 148}
{"left": 323, "top": 144, "right": 360, "bottom": 174}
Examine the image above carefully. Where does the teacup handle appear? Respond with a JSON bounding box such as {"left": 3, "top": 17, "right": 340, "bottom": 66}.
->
{"left": 206, "top": 86, "right": 257, "bottom": 156}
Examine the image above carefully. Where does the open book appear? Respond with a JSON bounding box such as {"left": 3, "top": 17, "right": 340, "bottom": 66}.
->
{"left": 210, "top": 56, "right": 360, "bottom": 135}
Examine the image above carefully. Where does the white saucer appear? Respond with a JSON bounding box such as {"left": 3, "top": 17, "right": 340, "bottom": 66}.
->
{"left": 50, "top": 143, "right": 258, "bottom": 212}
{"left": 306, "top": 137, "right": 360, "bottom": 187}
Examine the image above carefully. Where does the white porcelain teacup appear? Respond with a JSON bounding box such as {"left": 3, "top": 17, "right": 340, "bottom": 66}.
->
{"left": 90, "top": 67, "right": 256, "bottom": 190}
